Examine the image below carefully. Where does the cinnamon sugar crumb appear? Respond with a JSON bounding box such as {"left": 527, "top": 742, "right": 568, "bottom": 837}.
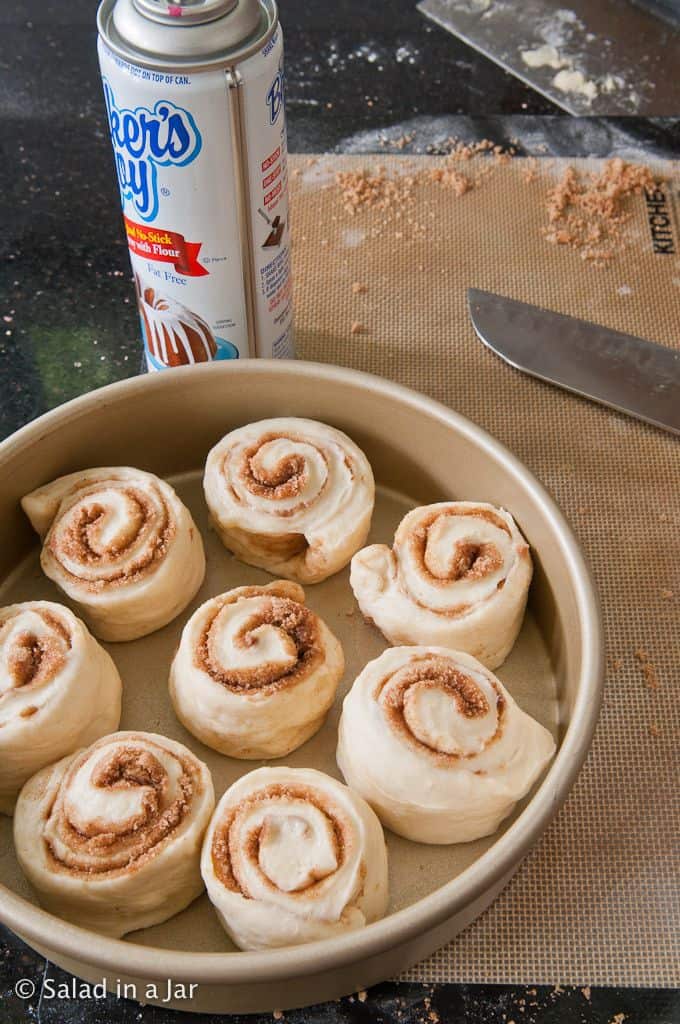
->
{"left": 649, "top": 723, "right": 662, "bottom": 737}
{"left": 352, "top": 282, "right": 368, "bottom": 294}
{"left": 661, "top": 588, "right": 674, "bottom": 599}
{"left": 429, "top": 165, "right": 472, "bottom": 195}
{"left": 427, "top": 138, "right": 513, "bottom": 193}
{"left": 523, "top": 158, "right": 539, "bottom": 184}
{"left": 581, "top": 987, "right": 591, "bottom": 1000}
{"left": 634, "top": 647, "right": 660, "bottom": 690}
{"left": 609, "top": 657, "right": 623, "bottom": 671}
{"left": 357, "top": 990, "right": 368, "bottom": 1002}
{"left": 543, "top": 159, "right": 657, "bottom": 266}
{"left": 380, "top": 131, "right": 416, "bottom": 150}
{"left": 336, "top": 167, "right": 417, "bottom": 215}
{"left": 350, "top": 321, "right": 366, "bottom": 335}
{"left": 426, "top": 137, "right": 506, "bottom": 160}
{"left": 610, "top": 1015, "right": 626, "bottom": 1024}
{"left": 273, "top": 1010, "right": 284, "bottom": 1020}
{"left": 334, "top": 139, "right": 515, "bottom": 236}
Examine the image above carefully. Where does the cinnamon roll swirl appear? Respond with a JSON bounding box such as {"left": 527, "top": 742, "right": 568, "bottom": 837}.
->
{"left": 0, "top": 601, "right": 122, "bottom": 815}
{"left": 13, "top": 731, "right": 215, "bottom": 936}
{"left": 203, "top": 418, "right": 375, "bottom": 583}
{"left": 21, "top": 467, "right": 206, "bottom": 641}
{"left": 351, "top": 502, "right": 532, "bottom": 668}
{"left": 169, "top": 581, "right": 344, "bottom": 759}
{"left": 337, "top": 646, "right": 555, "bottom": 844}
{"left": 201, "top": 767, "right": 389, "bottom": 950}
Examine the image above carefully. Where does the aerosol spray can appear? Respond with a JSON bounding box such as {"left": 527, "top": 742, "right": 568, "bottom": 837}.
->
{"left": 97, "top": 0, "right": 294, "bottom": 369}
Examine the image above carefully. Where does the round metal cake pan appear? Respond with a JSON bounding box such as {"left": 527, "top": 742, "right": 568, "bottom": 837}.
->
{"left": 0, "top": 361, "right": 603, "bottom": 1014}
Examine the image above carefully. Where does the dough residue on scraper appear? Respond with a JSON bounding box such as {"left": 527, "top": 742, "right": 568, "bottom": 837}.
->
{"left": 552, "top": 68, "right": 598, "bottom": 102}
{"left": 520, "top": 44, "right": 568, "bottom": 70}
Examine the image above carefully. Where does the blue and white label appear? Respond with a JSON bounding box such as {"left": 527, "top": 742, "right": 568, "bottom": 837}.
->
{"left": 97, "top": 27, "right": 293, "bottom": 368}
{"left": 103, "top": 78, "right": 202, "bottom": 222}
{"left": 266, "top": 69, "right": 284, "bottom": 125}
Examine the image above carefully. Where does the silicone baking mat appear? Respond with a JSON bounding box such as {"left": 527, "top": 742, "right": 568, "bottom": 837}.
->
{"left": 288, "top": 152, "right": 679, "bottom": 986}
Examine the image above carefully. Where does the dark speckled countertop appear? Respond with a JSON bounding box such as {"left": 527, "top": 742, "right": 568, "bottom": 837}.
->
{"left": 0, "top": 1, "right": 678, "bottom": 1021}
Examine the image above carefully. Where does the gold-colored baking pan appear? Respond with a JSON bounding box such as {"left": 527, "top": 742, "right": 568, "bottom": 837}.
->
{"left": 0, "top": 360, "right": 603, "bottom": 1013}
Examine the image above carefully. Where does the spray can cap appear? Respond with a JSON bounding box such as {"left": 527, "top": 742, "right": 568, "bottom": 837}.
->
{"left": 133, "top": 0, "right": 238, "bottom": 26}
{"left": 99, "top": 0, "right": 269, "bottom": 66}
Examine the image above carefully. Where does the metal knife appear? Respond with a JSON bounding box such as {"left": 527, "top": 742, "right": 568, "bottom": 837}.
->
{"left": 468, "top": 288, "right": 680, "bottom": 436}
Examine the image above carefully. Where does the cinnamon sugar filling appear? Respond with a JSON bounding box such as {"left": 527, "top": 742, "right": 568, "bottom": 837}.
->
{"left": 222, "top": 432, "right": 339, "bottom": 518}
{"left": 401, "top": 507, "right": 512, "bottom": 615}
{"left": 197, "top": 592, "right": 323, "bottom": 692}
{"left": 437, "top": 540, "right": 503, "bottom": 582}
{"left": 377, "top": 656, "right": 505, "bottom": 763}
{"left": 44, "top": 738, "right": 199, "bottom": 877}
{"left": 49, "top": 484, "right": 175, "bottom": 588}
{"left": 211, "top": 783, "right": 349, "bottom": 898}
{"left": 2, "top": 609, "right": 71, "bottom": 692}
{"left": 241, "top": 433, "right": 319, "bottom": 502}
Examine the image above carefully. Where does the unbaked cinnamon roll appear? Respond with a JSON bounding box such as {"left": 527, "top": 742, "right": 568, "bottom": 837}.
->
{"left": 201, "top": 766, "right": 389, "bottom": 950}
{"left": 14, "top": 731, "right": 215, "bottom": 936}
{"left": 170, "top": 581, "right": 344, "bottom": 759}
{"left": 21, "top": 467, "right": 206, "bottom": 642}
{"left": 351, "top": 502, "right": 532, "bottom": 668}
{"left": 337, "top": 646, "right": 555, "bottom": 844}
{"left": 0, "top": 601, "right": 122, "bottom": 815}
{"left": 203, "top": 418, "right": 375, "bottom": 583}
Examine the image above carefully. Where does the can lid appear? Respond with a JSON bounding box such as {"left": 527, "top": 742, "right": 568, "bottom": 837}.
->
{"left": 100, "top": 0, "right": 269, "bottom": 67}
{"left": 133, "top": 0, "right": 238, "bottom": 26}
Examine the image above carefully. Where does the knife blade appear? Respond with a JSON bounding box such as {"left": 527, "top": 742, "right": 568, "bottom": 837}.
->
{"left": 468, "top": 289, "right": 680, "bottom": 436}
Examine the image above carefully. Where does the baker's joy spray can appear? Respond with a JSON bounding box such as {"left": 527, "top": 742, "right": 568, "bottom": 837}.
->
{"left": 97, "top": 0, "right": 294, "bottom": 369}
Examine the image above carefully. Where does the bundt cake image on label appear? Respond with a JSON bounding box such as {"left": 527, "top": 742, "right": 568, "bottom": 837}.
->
{"left": 135, "top": 275, "right": 238, "bottom": 369}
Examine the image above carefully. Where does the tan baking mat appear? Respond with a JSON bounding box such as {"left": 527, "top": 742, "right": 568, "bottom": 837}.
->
{"left": 288, "top": 153, "right": 680, "bottom": 987}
